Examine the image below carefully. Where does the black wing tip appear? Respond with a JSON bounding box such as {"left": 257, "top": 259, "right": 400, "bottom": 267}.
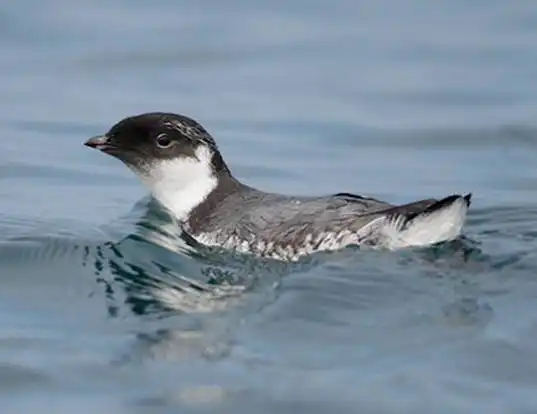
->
{"left": 383, "top": 192, "right": 473, "bottom": 230}
{"left": 463, "top": 192, "right": 472, "bottom": 207}
{"left": 422, "top": 192, "right": 473, "bottom": 215}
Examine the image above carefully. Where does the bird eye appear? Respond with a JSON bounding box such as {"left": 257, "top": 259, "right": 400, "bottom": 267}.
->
{"left": 156, "top": 133, "right": 172, "bottom": 148}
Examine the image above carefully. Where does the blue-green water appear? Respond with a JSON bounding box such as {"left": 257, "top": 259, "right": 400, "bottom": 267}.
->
{"left": 2, "top": 1, "right": 537, "bottom": 412}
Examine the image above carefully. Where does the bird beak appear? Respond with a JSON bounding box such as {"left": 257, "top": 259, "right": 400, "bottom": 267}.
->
{"left": 84, "top": 135, "right": 111, "bottom": 151}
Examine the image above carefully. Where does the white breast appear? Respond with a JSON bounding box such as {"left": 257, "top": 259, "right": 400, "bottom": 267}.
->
{"left": 136, "top": 145, "right": 217, "bottom": 221}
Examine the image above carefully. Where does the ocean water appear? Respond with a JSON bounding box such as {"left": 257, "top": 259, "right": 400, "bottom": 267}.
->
{"left": 1, "top": 0, "right": 537, "bottom": 412}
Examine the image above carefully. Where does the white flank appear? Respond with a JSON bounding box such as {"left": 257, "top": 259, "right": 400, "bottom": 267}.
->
{"left": 136, "top": 145, "right": 217, "bottom": 221}
{"left": 383, "top": 197, "right": 469, "bottom": 249}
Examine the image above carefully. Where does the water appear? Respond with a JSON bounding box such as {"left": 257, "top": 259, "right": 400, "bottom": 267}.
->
{"left": 1, "top": 0, "right": 537, "bottom": 412}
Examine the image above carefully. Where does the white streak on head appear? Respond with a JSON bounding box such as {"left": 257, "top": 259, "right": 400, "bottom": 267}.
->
{"left": 136, "top": 145, "right": 217, "bottom": 221}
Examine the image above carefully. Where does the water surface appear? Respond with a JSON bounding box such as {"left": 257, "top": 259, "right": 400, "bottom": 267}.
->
{"left": 1, "top": 1, "right": 537, "bottom": 413}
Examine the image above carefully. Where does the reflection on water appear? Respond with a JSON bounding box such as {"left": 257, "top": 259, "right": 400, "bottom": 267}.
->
{"left": 85, "top": 197, "right": 321, "bottom": 326}
{"left": 0, "top": 192, "right": 535, "bottom": 412}
{"left": 87, "top": 195, "right": 489, "bottom": 320}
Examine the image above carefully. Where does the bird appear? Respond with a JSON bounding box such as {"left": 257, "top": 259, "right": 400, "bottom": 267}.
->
{"left": 85, "top": 112, "right": 472, "bottom": 262}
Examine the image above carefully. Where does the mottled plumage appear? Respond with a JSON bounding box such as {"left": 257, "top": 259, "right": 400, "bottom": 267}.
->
{"left": 85, "top": 112, "right": 472, "bottom": 261}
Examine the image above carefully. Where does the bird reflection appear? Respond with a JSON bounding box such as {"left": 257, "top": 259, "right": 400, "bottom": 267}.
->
{"left": 87, "top": 197, "right": 294, "bottom": 319}
{"left": 81, "top": 197, "right": 485, "bottom": 364}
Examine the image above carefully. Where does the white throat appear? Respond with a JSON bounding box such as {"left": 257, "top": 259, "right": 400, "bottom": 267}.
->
{"left": 137, "top": 145, "right": 218, "bottom": 221}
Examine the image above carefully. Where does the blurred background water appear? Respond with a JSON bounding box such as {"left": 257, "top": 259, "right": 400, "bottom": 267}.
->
{"left": 1, "top": 0, "right": 537, "bottom": 412}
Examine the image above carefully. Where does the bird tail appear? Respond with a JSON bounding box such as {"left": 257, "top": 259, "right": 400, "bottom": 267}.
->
{"left": 383, "top": 193, "right": 472, "bottom": 249}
